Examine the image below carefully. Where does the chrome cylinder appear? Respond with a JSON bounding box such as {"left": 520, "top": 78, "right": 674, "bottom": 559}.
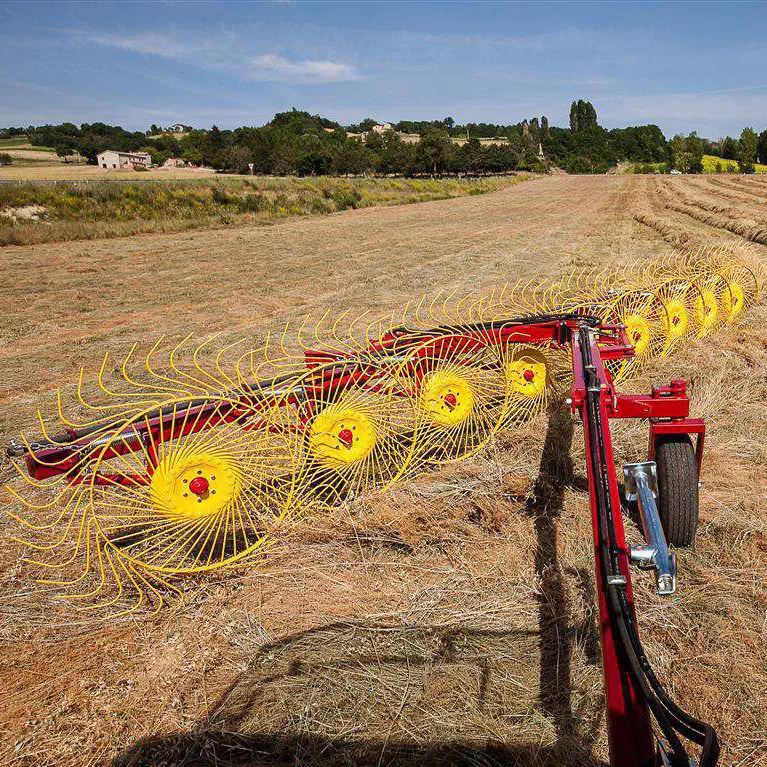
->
{"left": 623, "top": 461, "right": 677, "bottom": 596}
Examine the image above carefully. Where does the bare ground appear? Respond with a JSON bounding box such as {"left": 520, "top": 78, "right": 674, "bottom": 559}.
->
{"left": 1, "top": 175, "right": 766, "bottom": 766}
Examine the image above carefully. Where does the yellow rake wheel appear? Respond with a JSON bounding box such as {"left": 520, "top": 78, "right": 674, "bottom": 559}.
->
{"left": 87, "top": 396, "right": 299, "bottom": 575}
{"left": 501, "top": 344, "right": 562, "bottom": 427}
{"left": 603, "top": 290, "right": 668, "bottom": 384}
{"left": 7, "top": 247, "right": 762, "bottom": 616}
{"left": 287, "top": 360, "right": 418, "bottom": 508}
{"left": 404, "top": 335, "right": 509, "bottom": 467}
{"left": 716, "top": 262, "right": 760, "bottom": 322}
{"left": 651, "top": 278, "right": 700, "bottom": 357}
{"left": 690, "top": 273, "right": 725, "bottom": 338}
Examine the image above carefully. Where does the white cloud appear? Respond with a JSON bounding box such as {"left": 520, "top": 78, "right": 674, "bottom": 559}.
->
{"left": 67, "top": 29, "right": 360, "bottom": 85}
{"left": 89, "top": 32, "right": 210, "bottom": 59}
{"left": 248, "top": 53, "right": 360, "bottom": 83}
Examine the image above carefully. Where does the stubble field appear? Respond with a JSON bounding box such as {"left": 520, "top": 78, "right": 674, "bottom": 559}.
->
{"left": 1, "top": 174, "right": 766, "bottom": 766}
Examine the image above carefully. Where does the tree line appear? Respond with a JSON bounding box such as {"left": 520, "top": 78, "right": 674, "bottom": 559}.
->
{"left": 704, "top": 128, "right": 767, "bottom": 171}
{"left": 646, "top": 126, "right": 767, "bottom": 174}
{"left": 3, "top": 102, "right": 764, "bottom": 176}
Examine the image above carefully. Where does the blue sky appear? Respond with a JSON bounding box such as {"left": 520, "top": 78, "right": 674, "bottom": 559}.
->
{"left": 2, "top": 1, "right": 766, "bottom": 139}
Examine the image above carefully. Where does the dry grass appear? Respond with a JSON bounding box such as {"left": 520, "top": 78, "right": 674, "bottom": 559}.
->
{"left": 0, "top": 176, "right": 528, "bottom": 246}
{"left": 1, "top": 175, "right": 766, "bottom": 767}
{"left": 0, "top": 163, "right": 220, "bottom": 181}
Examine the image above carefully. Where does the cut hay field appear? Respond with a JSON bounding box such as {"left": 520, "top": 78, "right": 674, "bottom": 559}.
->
{"left": 1, "top": 175, "right": 766, "bottom": 767}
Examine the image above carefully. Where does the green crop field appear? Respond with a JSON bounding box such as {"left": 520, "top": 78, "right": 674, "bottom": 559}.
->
{"left": 0, "top": 136, "right": 56, "bottom": 152}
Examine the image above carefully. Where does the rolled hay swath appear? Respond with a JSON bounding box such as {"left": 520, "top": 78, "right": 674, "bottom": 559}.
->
{"left": 5, "top": 245, "right": 761, "bottom": 615}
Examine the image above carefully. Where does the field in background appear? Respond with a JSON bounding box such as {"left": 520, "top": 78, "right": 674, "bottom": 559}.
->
{"left": 628, "top": 155, "right": 767, "bottom": 174}
{"left": 1, "top": 175, "right": 766, "bottom": 766}
{"left": 0, "top": 162, "right": 219, "bottom": 181}
{"left": 0, "top": 136, "right": 74, "bottom": 166}
{"left": 0, "top": 175, "right": 528, "bottom": 246}
{"left": 702, "top": 154, "right": 767, "bottom": 173}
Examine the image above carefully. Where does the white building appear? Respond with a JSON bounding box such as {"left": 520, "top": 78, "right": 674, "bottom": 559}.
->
{"left": 370, "top": 123, "right": 393, "bottom": 134}
{"left": 97, "top": 150, "right": 152, "bottom": 169}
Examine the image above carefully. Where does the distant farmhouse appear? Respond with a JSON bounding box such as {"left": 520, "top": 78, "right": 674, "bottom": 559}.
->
{"left": 370, "top": 123, "right": 393, "bottom": 134}
{"left": 97, "top": 150, "right": 151, "bottom": 169}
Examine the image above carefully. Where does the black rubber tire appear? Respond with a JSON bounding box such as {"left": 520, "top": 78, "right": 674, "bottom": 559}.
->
{"left": 655, "top": 435, "right": 699, "bottom": 547}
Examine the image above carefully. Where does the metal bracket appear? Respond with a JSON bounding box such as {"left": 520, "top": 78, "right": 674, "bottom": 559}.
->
{"left": 623, "top": 461, "right": 676, "bottom": 596}
{"left": 623, "top": 460, "right": 658, "bottom": 501}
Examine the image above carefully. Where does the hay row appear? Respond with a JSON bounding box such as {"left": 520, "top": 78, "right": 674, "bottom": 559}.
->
{"left": 658, "top": 187, "right": 767, "bottom": 246}
{"left": 697, "top": 178, "right": 767, "bottom": 208}
{"left": 662, "top": 181, "right": 767, "bottom": 224}
{"left": 708, "top": 176, "right": 767, "bottom": 202}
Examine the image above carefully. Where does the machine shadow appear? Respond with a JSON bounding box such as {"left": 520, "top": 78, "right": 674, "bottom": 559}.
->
{"left": 526, "top": 403, "right": 603, "bottom": 761}
{"left": 114, "top": 407, "right": 606, "bottom": 767}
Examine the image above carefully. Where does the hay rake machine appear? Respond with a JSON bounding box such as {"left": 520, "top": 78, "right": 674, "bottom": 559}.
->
{"left": 6, "top": 246, "right": 762, "bottom": 767}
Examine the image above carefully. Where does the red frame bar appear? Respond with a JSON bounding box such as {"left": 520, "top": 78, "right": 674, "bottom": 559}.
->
{"left": 571, "top": 330, "right": 655, "bottom": 767}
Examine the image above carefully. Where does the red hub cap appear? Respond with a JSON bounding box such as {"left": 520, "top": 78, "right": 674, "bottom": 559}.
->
{"left": 189, "top": 476, "right": 210, "bottom": 496}
{"left": 444, "top": 393, "right": 457, "bottom": 409}
{"left": 338, "top": 428, "right": 354, "bottom": 447}
{"left": 523, "top": 369, "right": 535, "bottom": 382}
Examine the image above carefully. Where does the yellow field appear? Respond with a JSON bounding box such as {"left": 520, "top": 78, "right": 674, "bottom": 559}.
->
{"left": 702, "top": 154, "right": 767, "bottom": 173}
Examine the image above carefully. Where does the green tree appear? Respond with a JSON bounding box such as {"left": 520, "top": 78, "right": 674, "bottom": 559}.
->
{"left": 569, "top": 100, "right": 598, "bottom": 132}
{"left": 719, "top": 136, "right": 738, "bottom": 159}
{"left": 332, "top": 138, "right": 371, "bottom": 175}
{"left": 738, "top": 127, "right": 758, "bottom": 171}
{"left": 569, "top": 102, "right": 579, "bottom": 132}
{"left": 667, "top": 133, "right": 702, "bottom": 173}
{"left": 0, "top": 153, "right": 12, "bottom": 166}
{"left": 373, "top": 130, "right": 412, "bottom": 175}
{"left": 415, "top": 128, "right": 451, "bottom": 176}
{"left": 182, "top": 146, "right": 203, "bottom": 166}
{"left": 758, "top": 129, "right": 767, "bottom": 165}
{"left": 459, "top": 137, "right": 483, "bottom": 175}
{"left": 668, "top": 134, "right": 691, "bottom": 172}
{"left": 55, "top": 146, "right": 74, "bottom": 163}
{"left": 685, "top": 132, "right": 704, "bottom": 173}
{"left": 541, "top": 115, "right": 550, "bottom": 140}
